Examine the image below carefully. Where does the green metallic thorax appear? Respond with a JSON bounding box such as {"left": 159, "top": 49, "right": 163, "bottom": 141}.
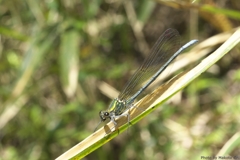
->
{"left": 108, "top": 98, "right": 126, "bottom": 116}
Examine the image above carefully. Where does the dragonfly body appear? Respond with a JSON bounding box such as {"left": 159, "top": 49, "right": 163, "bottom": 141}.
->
{"left": 97, "top": 28, "right": 198, "bottom": 131}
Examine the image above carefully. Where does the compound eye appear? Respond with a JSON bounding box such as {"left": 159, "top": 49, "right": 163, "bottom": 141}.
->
{"left": 104, "top": 112, "right": 109, "bottom": 116}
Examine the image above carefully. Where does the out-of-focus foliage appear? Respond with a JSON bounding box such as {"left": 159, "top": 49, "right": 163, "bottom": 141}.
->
{"left": 0, "top": 0, "right": 240, "bottom": 160}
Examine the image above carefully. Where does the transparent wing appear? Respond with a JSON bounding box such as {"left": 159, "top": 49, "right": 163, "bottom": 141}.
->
{"left": 118, "top": 28, "right": 181, "bottom": 101}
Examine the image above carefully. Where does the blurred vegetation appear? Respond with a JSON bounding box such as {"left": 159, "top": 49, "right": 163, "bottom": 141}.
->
{"left": 0, "top": 0, "right": 240, "bottom": 160}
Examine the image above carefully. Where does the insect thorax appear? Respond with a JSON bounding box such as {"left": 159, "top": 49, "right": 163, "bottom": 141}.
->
{"left": 108, "top": 98, "right": 126, "bottom": 116}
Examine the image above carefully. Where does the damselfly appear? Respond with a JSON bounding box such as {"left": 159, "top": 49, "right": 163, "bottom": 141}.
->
{"left": 96, "top": 28, "right": 198, "bottom": 131}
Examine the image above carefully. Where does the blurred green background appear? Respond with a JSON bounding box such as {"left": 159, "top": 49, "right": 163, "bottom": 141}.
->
{"left": 0, "top": 0, "right": 240, "bottom": 159}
